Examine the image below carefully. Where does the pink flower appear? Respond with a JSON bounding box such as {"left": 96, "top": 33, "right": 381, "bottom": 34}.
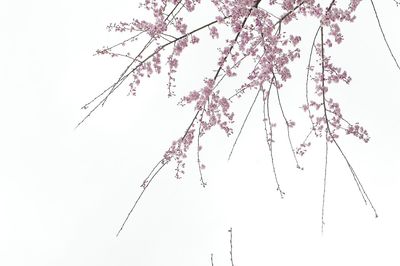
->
{"left": 210, "top": 26, "right": 219, "bottom": 39}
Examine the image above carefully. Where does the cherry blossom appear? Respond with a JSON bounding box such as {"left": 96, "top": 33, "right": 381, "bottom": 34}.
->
{"left": 79, "top": 0, "right": 399, "bottom": 236}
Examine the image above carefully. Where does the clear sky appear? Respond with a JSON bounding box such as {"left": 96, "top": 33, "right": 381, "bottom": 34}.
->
{"left": 0, "top": 1, "right": 399, "bottom": 265}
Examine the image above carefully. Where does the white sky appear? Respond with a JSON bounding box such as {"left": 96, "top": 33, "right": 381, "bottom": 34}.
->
{"left": 0, "top": 1, "right": 399, "bottom": 265}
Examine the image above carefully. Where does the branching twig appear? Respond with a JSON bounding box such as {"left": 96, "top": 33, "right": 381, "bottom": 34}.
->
{"left": 115, "top": 2, "right": 264, "bottom": 235}
{"left": 78, "top": 14, "right": 232, "bottom": 128}
{"left": 90, "top": 0, "right": 388, "bottom": 237}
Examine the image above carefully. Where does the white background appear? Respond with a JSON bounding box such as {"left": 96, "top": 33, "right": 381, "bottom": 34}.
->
{"left": 0, "top": 0, "right": 399, "bottom": 265}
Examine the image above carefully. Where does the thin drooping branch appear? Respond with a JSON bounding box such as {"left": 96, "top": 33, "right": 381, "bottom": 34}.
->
{"left": 197, "top": 110, "right": 207, "bottom": 187}
{"left": 228, "top": 88, "right": 262, "bottom": 160}
{"left": 304, "top": 0, "right": 335, "bottom": 135}
{"left": 370, "top": 0, "right": 400, "bottom": 71}
{"left": 228, "top": 227, "right": 234, "bottom": 266}
{"left": 80, "top": 1, "right": 186, "bottom": 118}
{"left": 228, "top": 1, "right": 307, "bottom": 173}
{"left": 115, "top": 1, "right": 264, "bottom": 236}
{"left": 305, "top": 26, "right": 321, "bottom": 132}
{"left": 262, "top": 80, "right": 285, "bottom": 198}
{"left": 320, "top": 27, "right": 378, "bottom": 218}
{"left": 275, "top": 81, "right": 301, "bottom": 169}
{"left": 116, "top": 158, "right": 167, "bottom": 236}
{"left": 83, "top": 0, "right": 393, "bottom": 238}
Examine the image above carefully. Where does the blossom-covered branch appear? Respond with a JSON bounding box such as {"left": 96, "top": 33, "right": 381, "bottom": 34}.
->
{"left": 81, "top": 0, "right": 399, "bottom": 235}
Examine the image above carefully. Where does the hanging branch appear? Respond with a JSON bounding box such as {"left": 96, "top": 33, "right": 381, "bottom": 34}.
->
{"left": 275, "top": 77, "right": 301, "bottom": 169}
{"left": 370, "top": 0, "right": 400, "bottom": 71}
{"left": 115, "top": 0, "right": 264, "bottom": 236}
{"left": 197, "top": 109, "right": 207, "bottom": 187}
{"left": 81, "top": 0, "right": 400, "bottom": 236}
{"left": 228, "top": 87, "right": 262, "bottom": 160}
{"left": 228, "top": 227, "right": 234, "bottom": 266}
{"left": 78, "top": 15, "right": 232, "bottom": 128}
{"left": 262, "top": 79, "right": 285, "bottom": 198}
{"left": 320, "top": 26, "right": 378, "bottom": 219}
{"left": 116, "top": 158, "right": 166, "bottom": 237}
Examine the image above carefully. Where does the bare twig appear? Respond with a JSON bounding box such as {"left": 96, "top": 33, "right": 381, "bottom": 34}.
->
{"left": 228, "top": 87, "right": 262, "bottom": 160}
{"left": 228, "top": 227, "right": 234, "bottom": 266}
{"left": 275, "top": 80, "right": 301, "bottom": 169}
{"left": 262, "top": 80, "right": 285, "bottom": 198}
{"left": 116, "top": 159, "right": 167, "bottom": 236}
{"left": 370, "top": 0, "right": 400, "bottom": 71}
